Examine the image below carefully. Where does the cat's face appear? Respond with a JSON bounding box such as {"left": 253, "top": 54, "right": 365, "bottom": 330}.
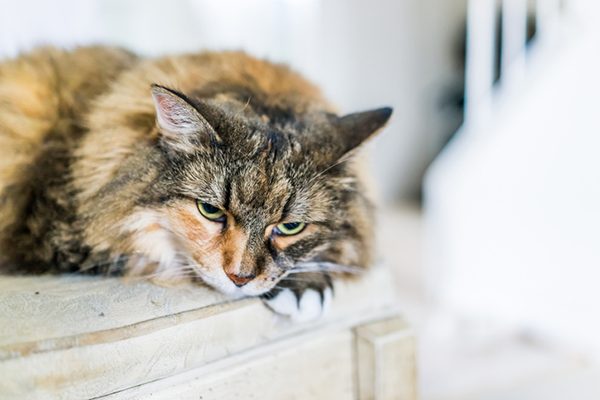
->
{"left": 125, "top": 85, "right": 391, "bottom": 297}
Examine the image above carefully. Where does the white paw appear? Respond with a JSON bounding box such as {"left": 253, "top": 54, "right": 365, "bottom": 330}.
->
{"left": 264, "top": 287, "right": 333, "bottom": 322}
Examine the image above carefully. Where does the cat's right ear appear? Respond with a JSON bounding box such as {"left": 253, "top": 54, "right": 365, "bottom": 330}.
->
{"left": 329, "top": 107, "right": 393, "bottom": 160}
{"left": 151, "top": 84, "right": 220, "bottom": 153}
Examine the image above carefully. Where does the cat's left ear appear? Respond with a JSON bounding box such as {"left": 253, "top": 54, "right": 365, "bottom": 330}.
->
{"left": 151, "top": 84, "right": 220, "bottom": 153}
{"left": 333, "top": 107, "right": 393, "bottom": 158}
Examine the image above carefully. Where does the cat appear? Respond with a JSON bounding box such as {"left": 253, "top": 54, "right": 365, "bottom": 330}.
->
{"left": 0, "top": 46, "right": 392, "bottom": 321}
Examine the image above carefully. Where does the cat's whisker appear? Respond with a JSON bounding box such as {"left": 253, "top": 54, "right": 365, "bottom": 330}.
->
{"left": 291, "top": 261, "right": 363, "bottom": 275}
{"left": 2, "top": 47, "right": 390, "bottom": 301}
{"left": 308, "top": 155, "right": 353, "bottom": 186}
{"left": 178, "top": 263, "right": 207, "bottom": 272}
{"left": 136, "top": 267, "right": 199, "bottom": 281}
{"left": 278, "top": 277, "right": 323, "bottom": 283}
{"left": 234, "top": 96, "right": 252, "bottom": 116}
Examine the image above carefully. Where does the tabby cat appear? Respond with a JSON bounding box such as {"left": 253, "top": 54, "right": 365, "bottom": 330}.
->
{"left": 0, "top": 46, "right": 391, "bottom": 321}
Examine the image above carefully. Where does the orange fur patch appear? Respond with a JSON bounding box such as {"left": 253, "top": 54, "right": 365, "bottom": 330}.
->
{"left": 166, "top": 201, "right": 223, "bottom": 269}
{"left": 221, "top": 226, "right": 249, "bottom": 276}
{"left": 269, "top": 223, "right": 318, "bottom": 251}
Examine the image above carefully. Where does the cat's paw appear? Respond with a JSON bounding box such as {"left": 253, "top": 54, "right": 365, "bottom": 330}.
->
{"left": 263, "top": 286, "right": 333, "bottom": 322}
{"left": 261, "top": 273, "right": 333, "bottom": 322}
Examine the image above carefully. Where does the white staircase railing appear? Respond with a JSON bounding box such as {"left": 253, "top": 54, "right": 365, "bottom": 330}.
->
{"left": 464, "top": 0, "right": 564, "bottom": 127}
{"left": 424, "top": 0, "right": 600, "bottom": 358}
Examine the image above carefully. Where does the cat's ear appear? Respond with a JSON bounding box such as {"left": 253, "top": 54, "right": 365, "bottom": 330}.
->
{"left": 151, "top": 84, "right": 220, "bottom": 153}
{"left": 332, "top": 107, "right": 393, "bottom": 158}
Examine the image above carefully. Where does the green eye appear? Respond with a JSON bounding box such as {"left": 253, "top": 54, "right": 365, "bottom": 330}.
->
{"left": 274, "top": 222, "right": 306, "bottom": 236}
{"left": 197, "top": 201, "right": 226, "bottom": 222}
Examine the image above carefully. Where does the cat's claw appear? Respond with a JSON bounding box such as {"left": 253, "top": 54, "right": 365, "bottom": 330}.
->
{"left": 263, "top": 285, "right": 333, "bottom": 322}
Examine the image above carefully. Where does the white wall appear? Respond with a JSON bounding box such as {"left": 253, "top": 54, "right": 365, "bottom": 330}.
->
{"left": 425, "top": 1, "right": 600, "bottom": 356}
{"left": 0, "top": 0, "right": 467, "bottom": 202}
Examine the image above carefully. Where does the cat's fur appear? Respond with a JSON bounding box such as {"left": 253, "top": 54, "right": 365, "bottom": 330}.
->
{"left": 0, "top": 46, "right": 391, "bottom": 318}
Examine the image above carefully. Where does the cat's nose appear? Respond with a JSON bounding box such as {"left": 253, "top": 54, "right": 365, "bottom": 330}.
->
{"left": 225, "top": 271, "right": 255, "bottom": 287}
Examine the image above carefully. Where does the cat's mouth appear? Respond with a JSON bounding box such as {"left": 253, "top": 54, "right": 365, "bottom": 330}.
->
{"left": 191, "top": 261, "right": 362, "bottom": 299}
{"left": 189, "top": 265, "right": 279, "bottom": 298}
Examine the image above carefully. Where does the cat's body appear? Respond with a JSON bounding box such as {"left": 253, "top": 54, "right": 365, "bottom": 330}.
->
{"left": 0, "top": 46, "right": 391, "bottom": 320}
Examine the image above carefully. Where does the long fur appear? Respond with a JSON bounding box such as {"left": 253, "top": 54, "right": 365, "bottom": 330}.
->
{"left": 0, "top": 46, "right": 390, "bottom": 298}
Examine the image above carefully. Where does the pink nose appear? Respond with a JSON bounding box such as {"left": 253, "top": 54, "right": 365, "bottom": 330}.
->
{"left": 225, "top": 271, "right": 255, "bottom": 287}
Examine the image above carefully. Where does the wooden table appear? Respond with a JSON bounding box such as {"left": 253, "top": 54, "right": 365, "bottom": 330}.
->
{"left": 0, "top": 265, "right": 416, "bottom": 399}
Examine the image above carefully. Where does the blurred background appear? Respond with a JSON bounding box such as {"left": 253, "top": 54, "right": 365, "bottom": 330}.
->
{"left": 1, "top": 0, "right": 599, "bottom": 398}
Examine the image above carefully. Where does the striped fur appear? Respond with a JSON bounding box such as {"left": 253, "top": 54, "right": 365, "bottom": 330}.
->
{"left": 0, "top": 46, "right": 391, "bottom": 299}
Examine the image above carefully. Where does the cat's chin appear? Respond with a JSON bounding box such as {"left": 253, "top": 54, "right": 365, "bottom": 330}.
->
{"left": 192, "top": 269, "right": 273, "bottom": 299}
{"left": 218, "top": 283, "right": 274, "bottom": 299}
{"left": 208, "top": 284, "right": 273, "bottom": 300}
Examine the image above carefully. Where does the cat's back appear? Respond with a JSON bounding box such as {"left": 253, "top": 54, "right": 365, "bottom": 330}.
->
{"left": 0, "top": 46, "right": 136, "bottom": 263}
{"left": 0, "top": 46, "right": 136, "bottom": 160}
{"left": 74, "top": 50, "right": 333, "bottom": 200}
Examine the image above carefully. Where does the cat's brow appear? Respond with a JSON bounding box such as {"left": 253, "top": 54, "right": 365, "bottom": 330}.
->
{"left": 223, "top": 177, "right": 232, "bottom": 210}
{"left": 279, "top": 192, "right": 295, "bottom": 221}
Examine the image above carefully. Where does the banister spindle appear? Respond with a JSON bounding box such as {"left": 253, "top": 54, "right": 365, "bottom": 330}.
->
{"left": 464, "top": 0, "right": 497, "bottom": 127}
{"left": 501, "top": 0, "right": 528, "bottom": 86}
{"left": 536, "top": 0, "right": 561, "bottom": 44}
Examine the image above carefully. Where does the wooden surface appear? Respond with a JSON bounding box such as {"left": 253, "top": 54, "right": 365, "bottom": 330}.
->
{"left": 101, "top": 330, "right": 355, "bottom": 400}
{"left": 0, "top": 275, "right": 226, "bottom": 352}
{"left": 356, "top": 317, "right": 418, "bottom": 400}
{"left": 0, "top": 265, "right": 406, "bottom": 399}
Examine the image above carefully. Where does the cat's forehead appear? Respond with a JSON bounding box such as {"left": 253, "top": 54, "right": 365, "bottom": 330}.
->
{"left": 171, "top": 100, "right": 340, "bottom": 223}
{"left": 201, "top": 96, "right": 332, "bottom": 150}
{"left": 197, "top": 143, "right": 320, "bottom": 223}
{"left": 226, "top": 149, "right": 306, "bottom": 204}
{"left": 228, "top": 168, "right": 290, "bottom": 222}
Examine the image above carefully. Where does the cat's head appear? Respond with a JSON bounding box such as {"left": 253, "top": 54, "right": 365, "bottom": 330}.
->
{"left": 123, "top": 84, "right": 391, "bottom": 297}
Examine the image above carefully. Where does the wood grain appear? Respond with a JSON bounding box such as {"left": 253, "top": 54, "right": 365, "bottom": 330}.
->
{"left": 0, "top": 275, "right": 227, "bottom": 350}
{"left": 0, "top": 265, "right": 399, "bottom": 399}
{"left": 101, "top": 330, "right": 355, "bottom": 400}
{"left": 355, "top": 317, "right": 418, "bottom": 400}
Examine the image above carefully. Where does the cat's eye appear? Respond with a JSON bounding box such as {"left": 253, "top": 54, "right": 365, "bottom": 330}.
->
{"left": 197, "top": 201, "right": 226, "bottom": 222}
{"left": 274, "top": 222, "right": 306, "bottom": 236}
